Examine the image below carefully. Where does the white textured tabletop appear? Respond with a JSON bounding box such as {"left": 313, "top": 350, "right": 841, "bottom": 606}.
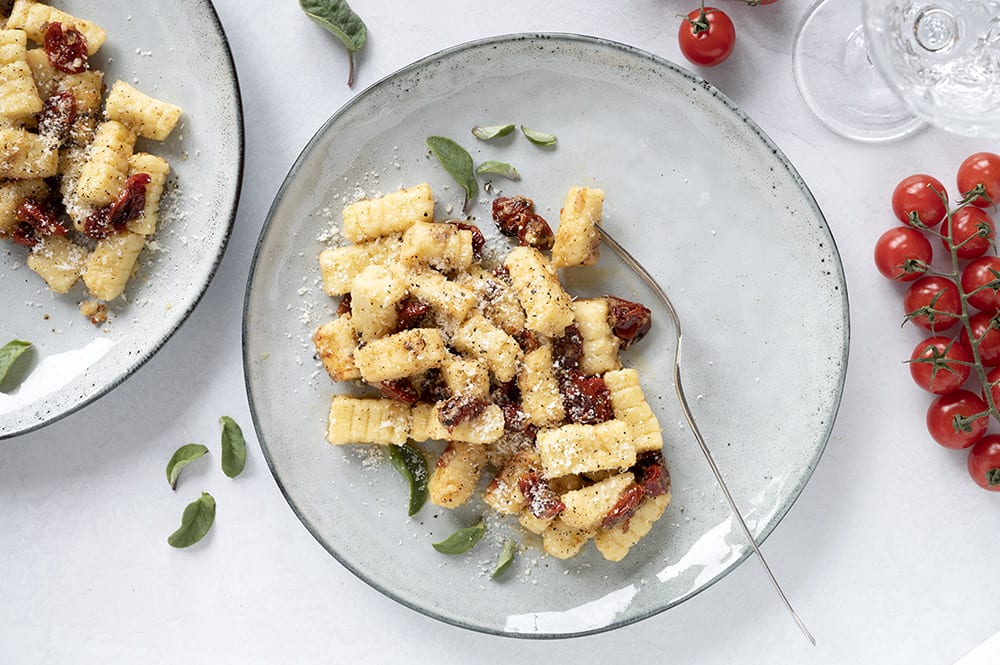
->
{"left": 2, "top": 1, "right": 997, "bottom": 663}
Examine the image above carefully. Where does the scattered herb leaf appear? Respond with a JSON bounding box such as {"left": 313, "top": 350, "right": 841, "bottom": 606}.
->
{"left": 165, "top": 443, "right": 209, "bottom": 490}
{"left": 426, "top": 135, "right": 477, "bottom": 213}
{"left": 0, "top": 339, "right": 31, "bottom": 387}
{"left": 520, "top": 125, "right": 557, "bottom": 146}
{"left": 167, "top": 492, "right": 216, "bottom": 548}
{"left": 491, "top": 539, "right": 517, "bottom": 579}
{"left": 389, "top": 442, "right": 429, "bottom": 516}
{"left": 298, "top": 0, "right": 368, "bottom": 87}
{"left": 220, "top": 416, "right": 247, "bottom": 478}
{"left": 475, "top": 160, "right": 521, "bottom": 181}
{"left": 432, "top": 519, "right": 486, "bottom": 554}
{"left": 471, "top": 124, "right": 516, "bottom": 141}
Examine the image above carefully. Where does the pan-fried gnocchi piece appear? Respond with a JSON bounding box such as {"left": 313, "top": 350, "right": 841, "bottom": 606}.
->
{"left": 0, "top": 30, "right": 41, "bottom": 122}
{"left": 428, "top": 442, "right": 488, "bottom": 508}
{"left": 0, "top": 123, "right": 58, "bottom": 178}
{"left": 26, "top": 232, "right": 86, "bottom": 293}
{"left": 326, "top": 396, "right": 411, "bottom": 446}
{"left": 353, "top": 328, "right": 449, "bottom": 383}
{"left": 536, "top": 420, "right": 636, "bottom": 478}
{"left": 312, "top": 183, "right": 670, "bottom": 563}
{"left": 81, "top": 229, "right": 145, "bottom": 301}
{"left": 0, "top": 177, "right": 47, "bottom": 236}
{"left": 125, "top": 153, "right": 170, "bottom": 235}
{"left": 573, "top": 298, "right": 621, "bottom": 375}
{"left": 105, "top": 81, "right": 182, "bottom": 141}
{"left": 504, "top": 246, "right": 574, "bottom": 337}
{"left": 595, "top": 492, "right": 671, "bottom": 562}
{"left": 342, "top": 182, "right": 433, "bottom": 243}
{"left": 7, "top": 0, "right": 107, "bottom": 55}
{"left": 74, "top": 120, "right": 136, "bottom": 205}
{"left": 605, "top": 368, "right": 663, "bottom": 453}
{"left": 551, "top": 186, "right": 603, "bottom": 269}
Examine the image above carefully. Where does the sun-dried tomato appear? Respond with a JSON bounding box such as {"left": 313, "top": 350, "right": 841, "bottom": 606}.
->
{"left": 37, "top": 91, "right": 77, "bottom": 142}
{"left": 634, "top": 450, "right": 672, "bottom": 497}
{"left": 378, "top": 378, "right": 420, "bottom": 405}
{"left": 11, "top": 222, "right": 38, "bottom": 248}
{"left": 601, "top": 483, "right": 645, "bottom": 530}
{"left": 500, "top": 402, "right": 537, "bottom": 437}
{"left": 15, "top": 198, "right": 65, "bottom": 237}
{"left": 82, "top": 173, "right": 151, "bottom": 240}
{"left": 552, "top": 324, "right": 583, "bottom": 372}
{"left": 452, "top": 222, "right": 485, "bottom": 261}
{"left": 421, "top": 368, "right": 451, "bottom": 403}
{"left": 560, "top": 370, "right": 613, "bottom": 424}
{"left": 606, "top": 295, "right": 652, "bottom": 349}
{"left": 336, "top": 293, "right": 352, "bottom": 316}
{"left": 518, "top": 473, "right": 565, "bottom": 519}
{"left": 491, "top": 195, "right": 554, "bottom": 250}
{"left": 396, "top": 297, "right": 432, "bottom": 331}
{"left": 43, "top": 22, "right": 89, "bottom": 74}
{"left": 515, "top": 329, "right": 542, "bottom": 354}
{"left": 437, "top": 396, "right": 488, "bottom": 431}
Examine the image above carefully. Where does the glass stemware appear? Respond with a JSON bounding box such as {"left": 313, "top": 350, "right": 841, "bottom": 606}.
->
{"left": 793, "top": 0, "right": 1000, "bottom": 142}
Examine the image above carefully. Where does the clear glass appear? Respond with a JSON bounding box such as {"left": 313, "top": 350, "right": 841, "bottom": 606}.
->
{"left": 865, "top": 0, "right": 1000, "bottom": 137}
{"left": 793, "top": 0, "right": 1000, "bottom": 141}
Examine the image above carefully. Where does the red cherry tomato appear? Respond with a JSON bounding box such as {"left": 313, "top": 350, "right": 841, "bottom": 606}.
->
{"left": 909, "top": 336, "right": 972, "bottom": 394}
{"left": 983, "top": 366, "right": 1000, "bottom": 410}
{"left": 903, "top": 275, "right": 962, "bottom": 332}
{"left": 960, "top": 311, "right": 1000, "bottom": 366}
{"left": 678, "top": 6, "right": 736, "bottom": 67}
{"left": 957, "top": 152, "right": 1000, "bottom": 208}
{"left": 892, "top": 174, "right": 948, "bottom": 227}
{"left": 926, "top": 389, "right": 989, "bottom": 449}
{"left": 874, "top": 226, "right": 933, "bottom": 281}
{"left": 961, "top": 256, "right": 1000, "bottom": 312}
{"left": 942, "top": 206, "right": 995, "bottom": 259}
{"left": 967, "top": 435, "right": 1000, "bottom": 491}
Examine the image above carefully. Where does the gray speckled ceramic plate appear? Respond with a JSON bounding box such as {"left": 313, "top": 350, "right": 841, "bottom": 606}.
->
{"left": 244, "top": 34, "right": 848, "bottom": 638}
{"left": 0, "top": 0, "right": 243, "bottom": 438}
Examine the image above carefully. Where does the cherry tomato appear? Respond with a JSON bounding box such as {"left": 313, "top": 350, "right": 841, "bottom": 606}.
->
{"left": 961, "top": 256, "right": 1000, "bottom": 312}
{"left": 926, "top": 389, "right": 989, "bottom": 449}
{"left": 903, "top": 275, "right": 962, "bottom": 332}
{"left": 892, "top": 174, "right": 948, "bottom": 227}
{"left": 910, "top": 336, "right": 972, "bottom": 394}
{"left": 678, "top": 6, "right": 736, "bottom": 67}
{"left": 982, "top": 366, "right": 1000, "bottom": 410}
{"left": 967, "top": 435, "right": 1000, "bottom": 491}
{"left": 960, "top": 311, "right": 1000, "bottom": 366}
{"left": 874, "top": 226, "right": 933, "bottom": 281}
{"left": 942, "top": 206, "right": 995, "bottom": 259}
{"left": 957, "top": 152, "right": 1000, "bottom": 208}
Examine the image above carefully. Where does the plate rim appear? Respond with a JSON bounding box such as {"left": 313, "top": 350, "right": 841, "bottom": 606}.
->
{"left": 1, "top": 0, "right": 246, "bottom": 441}
{"left": 242, "top": 31, "right": 851, "bottom": 638}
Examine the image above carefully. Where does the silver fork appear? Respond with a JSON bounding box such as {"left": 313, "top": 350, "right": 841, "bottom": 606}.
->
{"left": 598, "top": 226, "right": 816, "bottom": 646}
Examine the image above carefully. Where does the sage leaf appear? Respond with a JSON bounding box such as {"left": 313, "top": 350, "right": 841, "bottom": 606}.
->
{"left": 475, "top": 160, "right": 521, "bottom": 181}
{"left": 471, "top": 124, "right": 516, "bottom": 141}
{"left": 165, "top": 443, "right": 209, "bottom": 490}
{"left": 427, "top": 135, "right": 477, "bottom": 213}
{"left": 220, "top": 416, "right": 247, "bottom": 479}
{"left": 299, "top": 0, "right": 367, "bottom": 87}
{"left": 491, "top": 539, "right": 517, "bottom": 579}
{"left": 0, "top": 339, "right": 31, "bottom": 387}
{"left": 432, "top": 519, "right": 486, "bottom": 554}
{"left": 389, "top": 443, "right": 429, "bottom": 516}
{"left": 167, "top": 492, "right": 216, "bottom": 548}
{"left": 520, "top": 125, "right": 557, "bottom": 146}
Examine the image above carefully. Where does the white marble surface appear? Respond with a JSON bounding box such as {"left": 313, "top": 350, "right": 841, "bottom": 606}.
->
{"left": 2, "top": 1, "right": 997, "bottom": 662}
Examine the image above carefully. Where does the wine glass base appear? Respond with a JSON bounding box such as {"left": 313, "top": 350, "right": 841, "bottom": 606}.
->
{"left": 793, "top": 0, "right": 926, "bottom": 143}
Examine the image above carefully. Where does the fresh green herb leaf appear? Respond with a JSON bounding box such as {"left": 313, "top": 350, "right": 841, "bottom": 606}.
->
{"left": 471, "top": 124, "right": 516, "bottom": 141}
{"left": 432, "top": 519, "right": 486, "bottom": 554}
{"left": 389, "top": 442, "right": 429, "bottom": 516}
{"left": 165, "top": 443, "right": 209, "bottom": 490}
{"left": 475, "top": 160, "right": 521, "bottom": 181}
{"left": 299, "top": 0, "right": 367, "bottom": 87}
{"left": 520, "top": 125, "right": 557, "bottom": 146}
{"left": 220, "top": 416, "right": 247, "bottom": 479}
{"left": 426, "top": 136, "right": 478, "bottom": 213}
{"left": 491, "top": 539, "right": 517, "bottom": 579}
{"left": 0, "top": 339, "right": 31, "bottom": 388}
{"left": 167, "top": 492, "right": 216, "bottom": 548}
